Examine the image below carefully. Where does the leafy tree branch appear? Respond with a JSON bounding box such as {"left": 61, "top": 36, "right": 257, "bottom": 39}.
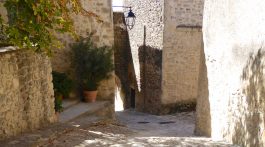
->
{"left": 0, "top": 0, "right": 101, "bottom": 56}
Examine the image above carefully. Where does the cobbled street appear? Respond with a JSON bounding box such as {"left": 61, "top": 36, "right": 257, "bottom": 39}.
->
{"left": 39, "top": 110, "right": 239, "bottom": 147}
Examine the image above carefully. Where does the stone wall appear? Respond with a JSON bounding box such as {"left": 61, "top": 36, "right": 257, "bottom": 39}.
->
{"left": 165, "top": 0, "right": 204, "bottom": 26}
{"left": 124, "top": 0, "right": 164, "bottom": 113}
{"left": 196, "top": 0, "right": 265, "bottom": 146}
{"left": 194, "top": 43, "right": 211, "bottom": 136}
{"left": 162, "top": 0, "right": 204, "bottom": 106}
{"left": 0, "top": 49, "right": 56, "bottom": 140}
{"left": 113, "top": 12, "right": 136, "bottom": 109}
{"left": 124, "top": 0, "right": 164, "bottom": 90}
{"left": 162, "top": 27, "right": 202, "bottom": 106}
{"left": 138, "top": 46, "right": 162, "bottom": 114}
{"left": 51, "top": 0, "right": 115, "bottom": 102}
{"left": 124, "top": 0, "right": 204, "bottom": 113}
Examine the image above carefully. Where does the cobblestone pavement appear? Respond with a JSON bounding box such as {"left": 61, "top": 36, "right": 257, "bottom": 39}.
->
{"left": 38, "top": 110, "right": 239, "bottom": 147}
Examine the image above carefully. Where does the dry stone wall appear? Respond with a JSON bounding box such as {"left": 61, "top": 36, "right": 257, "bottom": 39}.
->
{"left": 196, "top": 0, "right": 265, "bottom": 146}
{"left": 0, "top": 49, "right": 56, "bottom": 140}
{"left": 51, "top": 0, "right": 115, "bottom": 102}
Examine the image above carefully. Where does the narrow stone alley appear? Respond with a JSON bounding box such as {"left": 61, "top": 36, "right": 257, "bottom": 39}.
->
{"left": 2, "top": 110, "right": 238, "bottom": 147}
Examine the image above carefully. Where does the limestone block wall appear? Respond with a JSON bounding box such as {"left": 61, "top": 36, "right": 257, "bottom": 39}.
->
{"left": 165, "top": 0, "right": 204, "bottom": 26}
{"left": 196, "top": 0, "right": 265, "bottom": 146}
{"left": 162, "top": 0, "right": 204, "bottom": 106}
{"left": 51, "top": 0, "right": 115, "bottom": 102}
{"left": 162, "top": 27, "right": 202, "bottom": 105}
{"left": 0, "top": 49, "right": 56, "bottom": 140}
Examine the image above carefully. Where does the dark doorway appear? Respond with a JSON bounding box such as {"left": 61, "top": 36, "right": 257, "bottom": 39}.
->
{"left": 131, "top": 88, "right": 135, "bottom": 108}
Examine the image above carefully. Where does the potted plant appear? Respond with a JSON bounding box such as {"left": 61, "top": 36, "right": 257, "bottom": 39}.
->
{"left": 72, "top": 35, "right": 114, "bottom": 102}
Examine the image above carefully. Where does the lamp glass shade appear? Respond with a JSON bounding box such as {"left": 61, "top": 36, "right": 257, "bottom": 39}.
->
{"left": 125, "top": 10, "right": 136, "bottom": 30}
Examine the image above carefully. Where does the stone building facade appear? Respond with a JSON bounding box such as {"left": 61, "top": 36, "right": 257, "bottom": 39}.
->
{"left": 124, "top": 0, "right": 204, "bottom": 114}
{"left": 162, "top": 0, "right": 203, "bottom": 105}
{"left": 0, "top": 49, "right": 56, "bottom": 140}
{"left": 196, "top": 0, "right": 265, "bottom": 146}
{"left": 123, "top": 0, "right": 164, "bottom": 114}
{"left": 124, "top": 0, "right": 164, "bottom": 90}
{"left": 51, "top": 0, "right": 115, "bottom": 102}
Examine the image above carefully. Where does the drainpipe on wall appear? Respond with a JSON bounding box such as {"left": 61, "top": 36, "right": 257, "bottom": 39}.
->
{"left": 143, "top": 26, "right": 146, "bottom": 112}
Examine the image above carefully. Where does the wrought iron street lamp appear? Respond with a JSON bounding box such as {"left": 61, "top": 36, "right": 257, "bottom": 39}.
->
{"left": 125, "top": 7, "right": 136, "bottom": 30}
{"left": 113, "top": 6, "right": 136, "bottom": 30}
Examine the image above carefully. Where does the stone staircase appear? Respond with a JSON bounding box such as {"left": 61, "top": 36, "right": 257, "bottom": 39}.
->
{"left": 59, "top": 100, "right": 114, "bottom": 123}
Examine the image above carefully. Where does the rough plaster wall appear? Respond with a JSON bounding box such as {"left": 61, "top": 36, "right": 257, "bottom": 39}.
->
{"left": 196, "top": 0, "right": 265, "bottom": 146}
{"left": 0, "top": 50, "right": 56, "bottom": 140}
{"left": 51, "top": 0, "right": 115, "bottom": 102}
{"left": 124, "top": 0, "right": 164, "bottom": 90}
{"left": 162, "top": 0, "right": 204, "bottom": 104}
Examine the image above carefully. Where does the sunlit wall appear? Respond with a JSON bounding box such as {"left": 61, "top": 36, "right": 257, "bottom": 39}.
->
{"left": 196, "top": 0, "right": 265, "bottom": 146}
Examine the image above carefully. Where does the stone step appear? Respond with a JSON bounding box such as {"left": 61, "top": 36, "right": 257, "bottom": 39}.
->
{"left": 0, "top": 101, "right": 114, "bottom": 147}
{"left": 62, "top": 99, "right": 80, "bottom": 110}
{"left": 59, "top": 101, "right": 113, "bottom": 123}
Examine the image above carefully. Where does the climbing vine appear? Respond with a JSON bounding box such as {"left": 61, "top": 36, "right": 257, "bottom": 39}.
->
{"left": 0, "top": 0, "right": 100, "bottom": 56}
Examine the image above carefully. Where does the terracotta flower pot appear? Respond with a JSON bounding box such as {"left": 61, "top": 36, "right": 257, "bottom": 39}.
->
{"left": 83, "top": 90, "right": 98, "bottom": 103}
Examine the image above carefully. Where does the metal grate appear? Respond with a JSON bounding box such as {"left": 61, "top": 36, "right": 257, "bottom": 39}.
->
{"left": 159, "top": 121, "right": 175, "bottom": 124}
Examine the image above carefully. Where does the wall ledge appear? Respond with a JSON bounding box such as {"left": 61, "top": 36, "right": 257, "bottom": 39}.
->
{"left": 176, "top": 25, "right": 202, "bottom": 29}
{"left": 0, "top": 46, "right": 17, "bottom": 53}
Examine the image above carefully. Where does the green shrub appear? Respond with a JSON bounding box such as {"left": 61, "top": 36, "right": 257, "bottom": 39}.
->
{"left": 52, "top": 71, "right": 73, "bottom": 98}
{"left": 72, "top": 35, "right": 114, "bottom": 91}
{"left": 0, "top": 0, "right": 101, "bottom": 56}
{"left": 54, "top": 95, "right": 63, "bottom": 112}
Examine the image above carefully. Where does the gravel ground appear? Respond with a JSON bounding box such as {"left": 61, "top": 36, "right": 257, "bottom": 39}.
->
{"left": 39, "top": 110, "right": 239, "bottom": 147}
